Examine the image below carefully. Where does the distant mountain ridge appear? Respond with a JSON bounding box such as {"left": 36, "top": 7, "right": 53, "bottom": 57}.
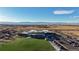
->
{"left": 0, "top": 22, "right": 79, "bottom": 25}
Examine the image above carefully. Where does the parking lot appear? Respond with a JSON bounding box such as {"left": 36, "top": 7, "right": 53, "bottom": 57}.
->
{"left": 49, "top": 32, "right": 79, "bottom": 51}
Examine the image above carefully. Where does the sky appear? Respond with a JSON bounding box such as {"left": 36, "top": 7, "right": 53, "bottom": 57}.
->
{"left": 0, "top": 7, "right": 79, "bottom": 23}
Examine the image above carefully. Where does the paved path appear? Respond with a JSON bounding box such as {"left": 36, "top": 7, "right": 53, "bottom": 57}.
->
{"left": 49, "top": 41, "right": 60, "bottom": 51}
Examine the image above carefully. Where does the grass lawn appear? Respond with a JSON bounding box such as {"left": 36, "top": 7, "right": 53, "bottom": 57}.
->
{"left": 0, "top": 37, "right": 55, "bottom": 51}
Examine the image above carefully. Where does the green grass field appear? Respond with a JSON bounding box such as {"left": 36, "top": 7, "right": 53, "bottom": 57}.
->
{"left": 0, "top": 37, "right": 55, "bottom": 51}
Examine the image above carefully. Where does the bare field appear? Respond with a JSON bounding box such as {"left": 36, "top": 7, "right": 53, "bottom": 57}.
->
{"left": 14, "top": 25, "right": 79, "bottom": 31}
{"left": 15, "top": 25, "right": 79, "bottom": 31}
{"left": 12, "top": 25, "right": 79, "bottom": 37}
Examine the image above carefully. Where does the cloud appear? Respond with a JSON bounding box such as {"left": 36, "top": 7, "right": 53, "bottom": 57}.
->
{"left": 53, "top": 10, "right": 74, "bottom": 15}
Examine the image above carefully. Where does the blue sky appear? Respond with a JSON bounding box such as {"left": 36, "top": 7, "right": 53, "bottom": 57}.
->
{"left": 0, "top": 7, "right": 79, "bottom": 23}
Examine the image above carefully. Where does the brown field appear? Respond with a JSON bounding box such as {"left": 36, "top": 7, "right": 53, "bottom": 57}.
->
{"left": 14, "top": 25, "right": 79, "bottom": 30}
{"left": 1, "top": 25, "right": 79, "bottom": 37}
{"left": 12, "top": 25, "right": 79, "bottom": 37}
{"left": 15, "top": 25, "right": 79, "bottom": 30}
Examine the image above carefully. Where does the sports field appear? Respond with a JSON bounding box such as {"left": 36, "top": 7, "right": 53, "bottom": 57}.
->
{"left": 0, "top": 37, "right": 55, "bottom": 51}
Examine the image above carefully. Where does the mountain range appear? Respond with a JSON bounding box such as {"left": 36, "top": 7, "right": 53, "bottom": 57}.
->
{"left": 0, "top": 22, "right": 79, "bottom": 25}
